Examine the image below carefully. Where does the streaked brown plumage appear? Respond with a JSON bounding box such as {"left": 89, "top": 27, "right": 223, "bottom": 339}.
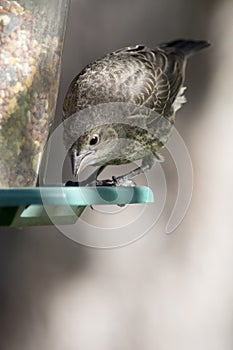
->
{"left": 63, "top": 39, "right": 210, "bottom": 185}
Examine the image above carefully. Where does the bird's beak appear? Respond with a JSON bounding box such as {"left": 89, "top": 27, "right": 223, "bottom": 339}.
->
{"left": 71, "top": 148, "right": 95, "bottom": 177}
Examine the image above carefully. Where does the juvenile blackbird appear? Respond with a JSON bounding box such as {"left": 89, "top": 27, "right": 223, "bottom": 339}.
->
{"left": 63, "top": 39, "right": 210, "bottom": 186}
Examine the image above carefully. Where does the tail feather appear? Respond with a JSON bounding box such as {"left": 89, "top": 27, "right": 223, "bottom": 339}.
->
{"left": 159, "top": 39, "right": 210, "bottom": 56}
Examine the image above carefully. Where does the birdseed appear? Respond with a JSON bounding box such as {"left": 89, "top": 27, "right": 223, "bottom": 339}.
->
{"left": 0, "top": 0, "right": 62, "bottom": 187}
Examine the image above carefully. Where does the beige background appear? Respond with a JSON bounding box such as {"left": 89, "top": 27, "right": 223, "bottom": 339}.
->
{"left": 1, "top": 0, "right": 233, "bottom": 349}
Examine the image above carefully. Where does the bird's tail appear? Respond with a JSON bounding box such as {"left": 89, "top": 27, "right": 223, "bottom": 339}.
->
{"left": 159, "top": 39, "right": 210, "bottom": 57}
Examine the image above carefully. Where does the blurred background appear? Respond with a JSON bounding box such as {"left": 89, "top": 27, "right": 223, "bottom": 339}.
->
{"left": 1, "top": 0, "right": 233, "bottom": 349}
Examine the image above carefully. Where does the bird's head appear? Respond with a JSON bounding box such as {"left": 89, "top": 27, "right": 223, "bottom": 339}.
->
{"left": 70, "top": 124, "right": 119, "bottom": 177}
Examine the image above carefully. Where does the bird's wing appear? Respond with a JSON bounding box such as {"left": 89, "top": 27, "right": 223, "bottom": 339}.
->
{"left": 62, "top": 44, "right": 186, "bottom": 121}
{"left": 112, "top": 45, "right": 185, "bottom": 116}
{"left": 154, "top": 48, "right": 185, "bottom": 110}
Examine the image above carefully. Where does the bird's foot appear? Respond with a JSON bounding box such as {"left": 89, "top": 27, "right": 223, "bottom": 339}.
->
{"left": 93, "top": 176, "right": 136, "bottom": 187}
{"left": 86, "top": 176, "right": 136, "bottom": 187}
{"left": 112, "top": 176, "right": 136, "bottom": 187}
{"left": 66, "top": 176, "right": 136, "bottom": 187}
{"left": 65, "top": 179, "right": 115, "bottom": 186}
{"left": 90, "top": 178, "right": 116, "bottom": 186}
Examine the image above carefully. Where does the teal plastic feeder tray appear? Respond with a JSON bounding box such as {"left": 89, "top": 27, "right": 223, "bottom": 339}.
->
{"left": 0, "top": 186, "right": 154, "bottom": 227}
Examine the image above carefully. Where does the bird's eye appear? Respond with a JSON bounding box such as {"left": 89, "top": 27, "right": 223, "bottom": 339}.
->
{"left": 89, "top": 134, "right": 99, "bottom": 146}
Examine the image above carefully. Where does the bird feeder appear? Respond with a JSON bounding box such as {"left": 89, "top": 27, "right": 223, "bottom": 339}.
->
{"left": 0, "top": 0, "right": 154, "bottom": 227}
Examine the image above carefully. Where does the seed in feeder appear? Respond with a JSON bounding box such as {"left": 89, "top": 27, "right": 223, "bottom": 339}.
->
{"left": 9, "top": 56, "right": 16, "bottom": 64}
{"left": 11, "top": 82, "right": 22, "bottom": 94}
{"left": 8, "top": 97, "right": 17, "bottom": 113}
{"left": 0, "top": 14, "right": 10, "bottom": 26}
{"left": 10, "top": 1, "right": 24, "bottom": 15}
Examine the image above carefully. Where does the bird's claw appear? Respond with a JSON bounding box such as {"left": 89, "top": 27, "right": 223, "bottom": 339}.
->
{"left": 92, "top": 178, "right": 116, "bottom": 186}
{"left": 66, "top": 176, "right": 136, "bottom": 187}
{"left": 65, "top": 179, "right": 115, "bottom": 187}
{"left": 93, "top": 176, "right": 136, "bottom": 187}
{"left": 112, "top": 176, "right": 136, "bottom": 187}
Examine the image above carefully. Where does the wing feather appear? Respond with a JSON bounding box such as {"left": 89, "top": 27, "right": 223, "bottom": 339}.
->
{"left": 62, "top": 44, "right": 186, "bottom": 121}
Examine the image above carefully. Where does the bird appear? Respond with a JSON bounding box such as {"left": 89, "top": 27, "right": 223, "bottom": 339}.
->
{"left": 63, "top": 39, "right": 210, "bottom": 186}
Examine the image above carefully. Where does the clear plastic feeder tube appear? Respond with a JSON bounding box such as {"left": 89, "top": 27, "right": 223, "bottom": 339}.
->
{"left": 0, "top": 0, "right": 70, "bottom": 187}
